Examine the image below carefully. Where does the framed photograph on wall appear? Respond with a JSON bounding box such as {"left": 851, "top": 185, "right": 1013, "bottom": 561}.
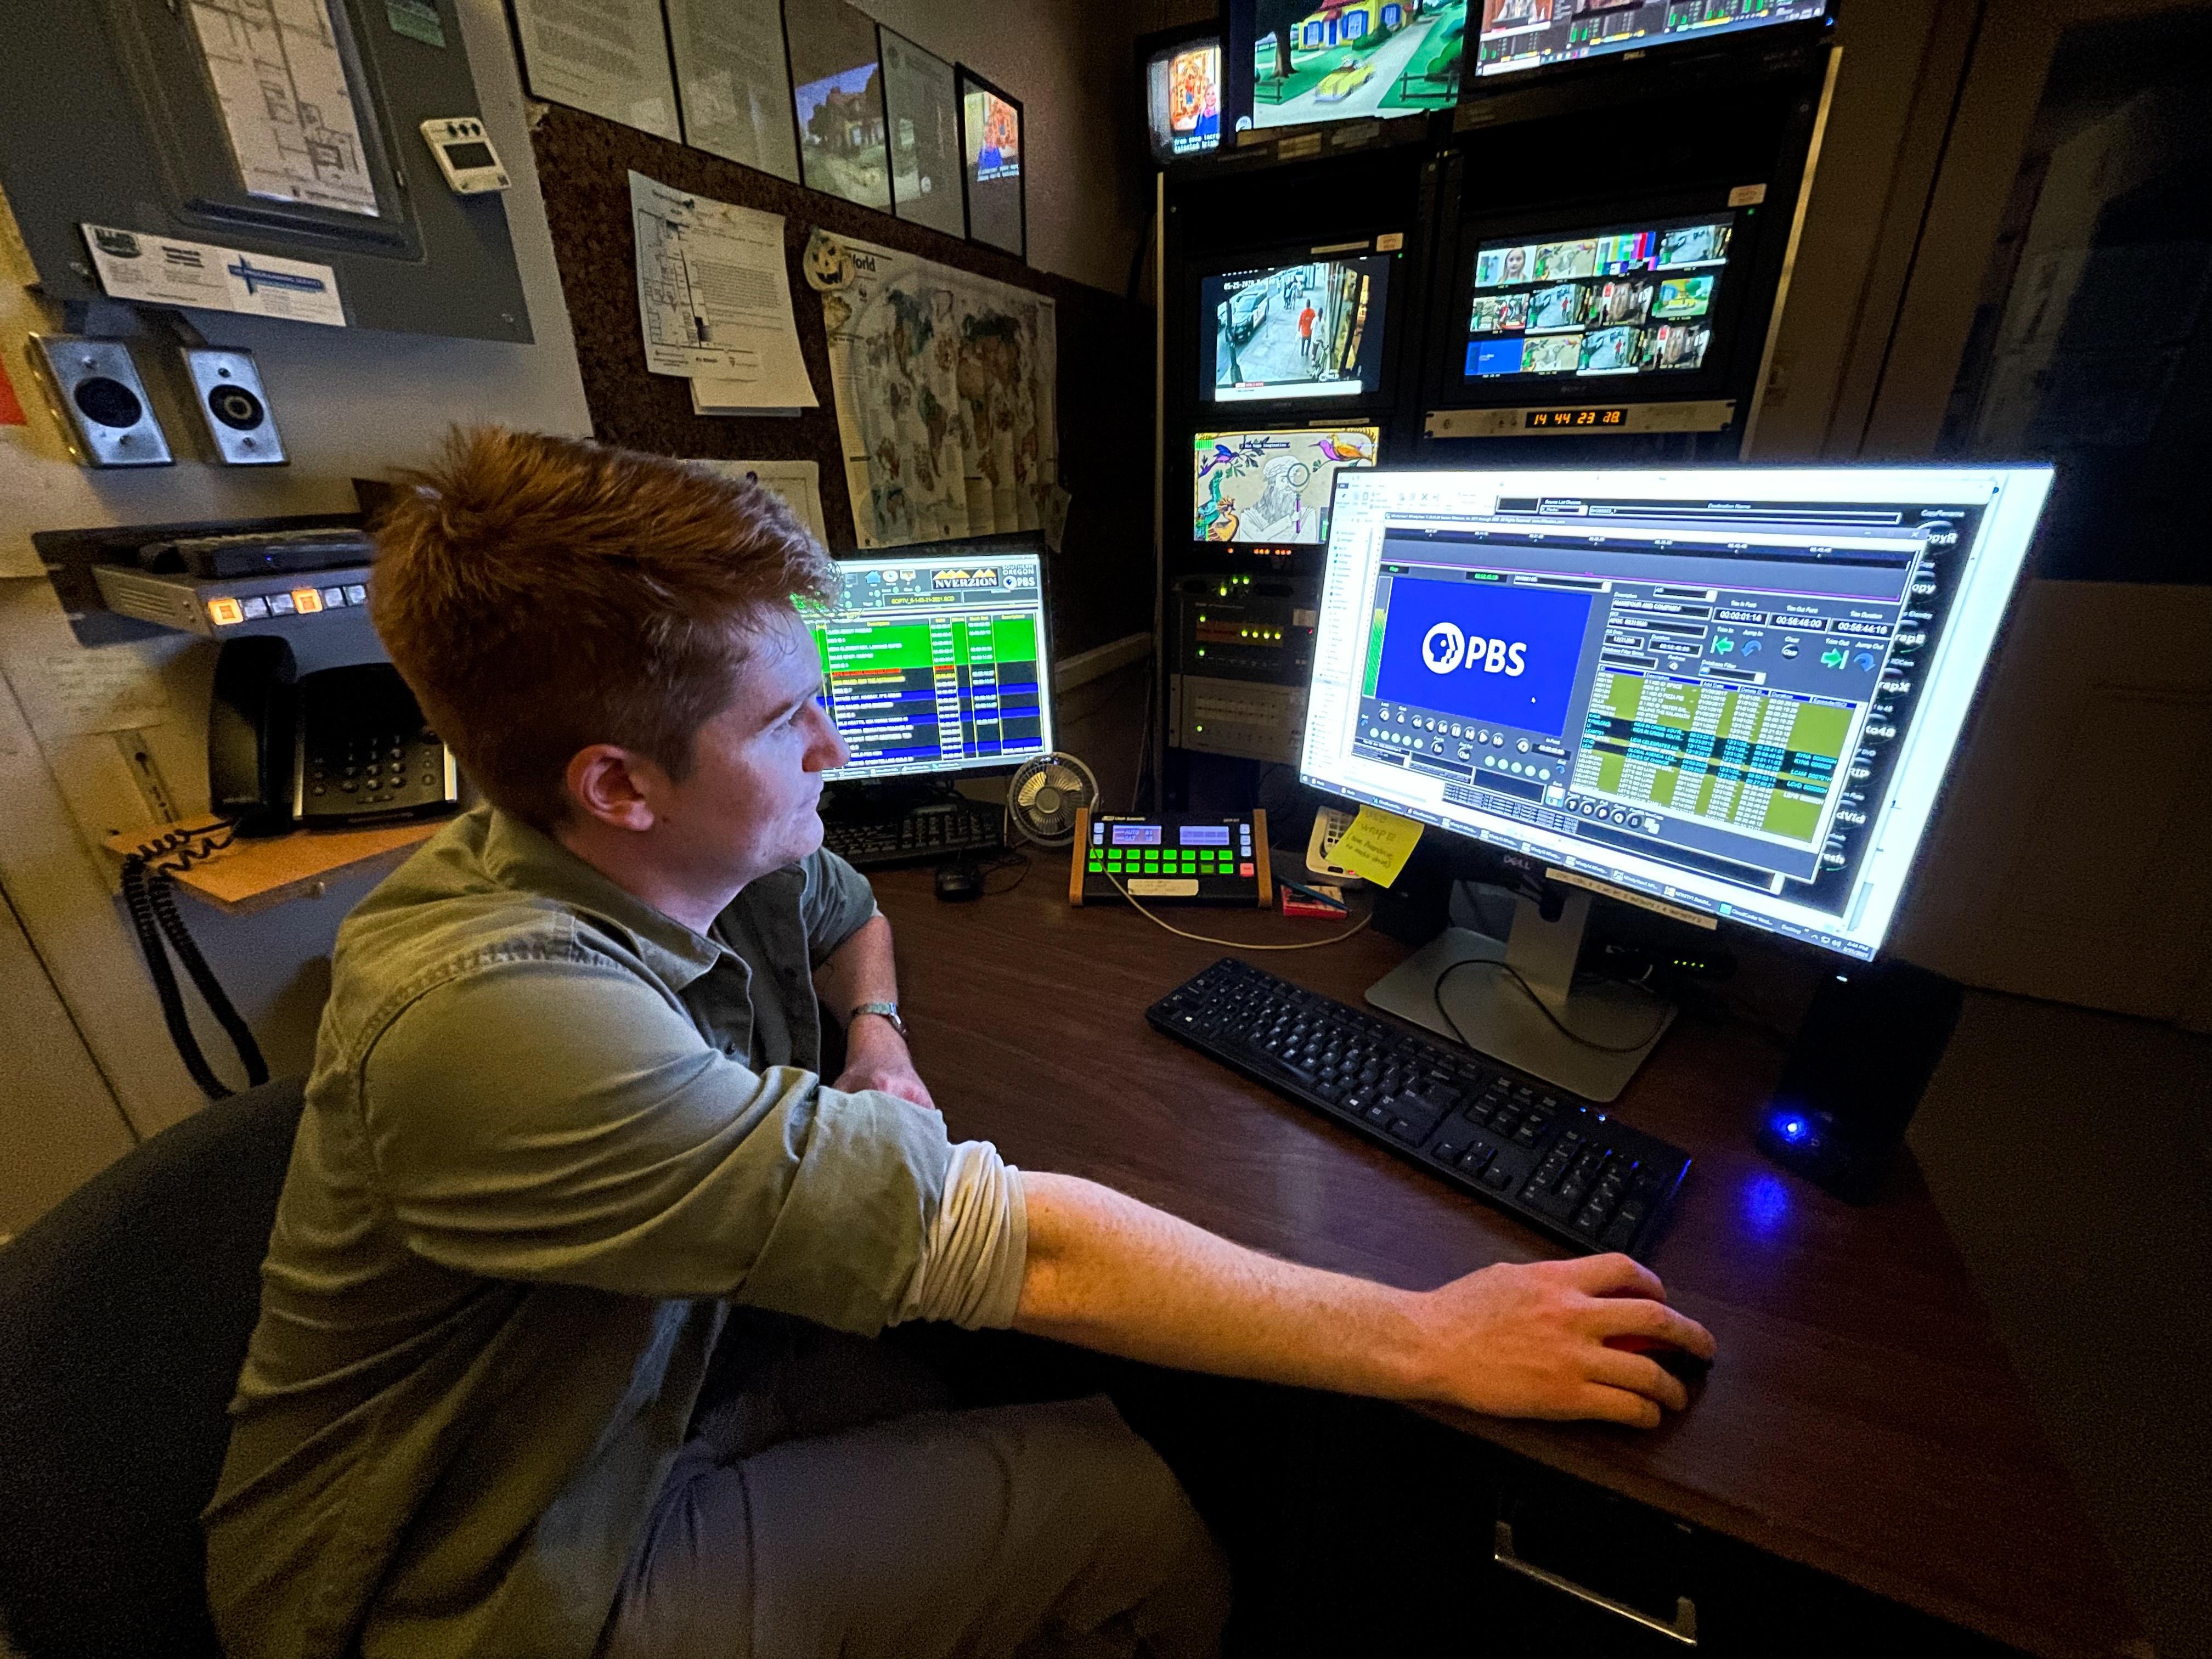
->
{"left": 957, "top": 67, "right": 1025, "bottom": 260}
{"left": 786, "top": 1, "right": 891, "bottom": 211}
{"left": 879, "top": 28, "right": 964, "bottom": 237}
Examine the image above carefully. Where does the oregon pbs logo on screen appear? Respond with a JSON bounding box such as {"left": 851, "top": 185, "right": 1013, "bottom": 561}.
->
{"left": 1374, "top": 581, "right": 1595, "bottom": 735}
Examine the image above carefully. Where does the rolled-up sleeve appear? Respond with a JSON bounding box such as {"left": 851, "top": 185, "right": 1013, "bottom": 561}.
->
{"left": 358, "top": 951, "right": 952, "bottom": 1334}
{"left": 799, "top": 848, "right": 880, "bottom": 967}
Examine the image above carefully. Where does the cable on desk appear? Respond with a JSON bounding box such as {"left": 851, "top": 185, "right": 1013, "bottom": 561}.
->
{"left": 975, "top": 845, "right": 1031, "bottom": 896}
{"left": 1105, "top": 873, "right": 1373, "bottom": 951}
{"left": 1433, "top": 955, "right": 1671, "bottom": 1056}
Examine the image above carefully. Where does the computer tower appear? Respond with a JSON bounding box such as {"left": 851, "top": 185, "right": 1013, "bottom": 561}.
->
{"left": 1758, "top": 958, "right": 1967, "bottom": 1204}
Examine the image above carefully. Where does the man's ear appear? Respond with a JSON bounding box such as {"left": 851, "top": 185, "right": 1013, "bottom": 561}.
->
{"left": 564, "top": 744, "right": 661, "bottom": 832}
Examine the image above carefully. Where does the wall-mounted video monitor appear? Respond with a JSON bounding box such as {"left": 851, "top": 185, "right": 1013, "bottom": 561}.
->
{"left": 1194, "top": 426, "right": 1380, "bottom": 544}
{"left": 1457, "top": 212, "right": 1733, "bottom": 387}
{"left": 1201, "top": 253, "right": 1393, "bottom": 405}
{"left": 1146, "top": 35, "right": 1222, "bottom": 164}
{"left": 1227, "top": 0, "right": 1470, "bottom": 138}
{"left": 1473, "top": 0, "right": 1830, "bottom": 81}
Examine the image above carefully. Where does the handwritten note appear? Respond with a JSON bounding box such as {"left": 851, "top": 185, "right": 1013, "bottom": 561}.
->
{"left": 21, "top": 646, "right": 171, "bottom": 741}
{"left": 1329, "top": 805, "right": 1424, "bottom": 887}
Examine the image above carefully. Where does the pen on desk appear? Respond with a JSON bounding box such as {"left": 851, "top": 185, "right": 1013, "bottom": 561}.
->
{"left": 1277, "top": 877, "right": 1349, "bottom": 912}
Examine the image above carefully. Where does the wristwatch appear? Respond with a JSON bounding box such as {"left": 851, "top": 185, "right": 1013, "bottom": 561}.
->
{"left": 849, "top": 1001, "right": 908, "bottom": 1040}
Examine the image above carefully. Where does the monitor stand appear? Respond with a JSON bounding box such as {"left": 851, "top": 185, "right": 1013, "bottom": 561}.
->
{"left": 1364, "top": 885, "right": 1673, "bottom": 1103}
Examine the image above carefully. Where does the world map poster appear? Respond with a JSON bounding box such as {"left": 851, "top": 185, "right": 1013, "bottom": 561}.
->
{"left": 818, "top": 234, "right": 1058, "bottom": 548}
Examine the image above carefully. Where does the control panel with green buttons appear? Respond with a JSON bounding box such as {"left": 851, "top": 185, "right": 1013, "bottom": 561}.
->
{"left": 1070, "top": 808, "right": 1272, "bottom": 907}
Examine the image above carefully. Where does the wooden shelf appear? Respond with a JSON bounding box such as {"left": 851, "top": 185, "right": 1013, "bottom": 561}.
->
{"left": 105, "top": 816, "right": 443, "bottom": 916}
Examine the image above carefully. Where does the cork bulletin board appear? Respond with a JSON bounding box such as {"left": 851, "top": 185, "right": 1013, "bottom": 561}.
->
{"left": 528, "top": 105, "right": 1155, "bottom": 659}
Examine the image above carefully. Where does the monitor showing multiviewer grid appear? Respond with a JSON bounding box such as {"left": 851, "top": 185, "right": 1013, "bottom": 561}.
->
{"left": 814, "top": 549, "right": 1054, "bottom": 780}
{"left": 1300, "top": 467, "right": 2053, "bottom": 959}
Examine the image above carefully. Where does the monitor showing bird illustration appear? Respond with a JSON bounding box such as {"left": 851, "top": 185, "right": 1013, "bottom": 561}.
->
{"left": 1192, "top": 427, "right": 1380, "bottom": 545}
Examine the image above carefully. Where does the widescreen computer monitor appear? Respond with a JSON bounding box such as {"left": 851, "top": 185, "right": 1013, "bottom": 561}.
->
{"left": 1201, "top": 252, "right": 1394, "bottom": 404}
{"left": 814, "top": 548, "right": 1054, "bottom": 781}
{"left": 1474, "top": 0, "right": 1830, "bottom": 81}
{"left": 1301, "top": 466, "right": 2055, "bottom": 961}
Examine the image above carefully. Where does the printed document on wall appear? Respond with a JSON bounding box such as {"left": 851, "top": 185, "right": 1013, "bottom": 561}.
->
{"left": 188, "top": 0, "right": 380, "bottom": 216}
{"left": 691, "top": 459, "right": 830, "bottom": 548}
{"left": 630, "top": 172, "right": 816, "bottom": 407}
{"left": 513, "top": 0, "right": 680, "bottom": 140}
{"left": 816, "top": 233, "right": 1057, "bottom": 548}
{"left": 664, "top": 0, "right": 800, "bottom": 182}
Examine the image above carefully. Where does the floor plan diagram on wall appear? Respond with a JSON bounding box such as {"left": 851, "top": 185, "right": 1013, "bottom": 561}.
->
{"left": 629, "top": 172, "right": 815, "bottom": 405}
{"left": 816, "top": 233, "right": 1057, "bottom": 549}
{"left": 187, "top": 0, "right": 380, "bottom": 217}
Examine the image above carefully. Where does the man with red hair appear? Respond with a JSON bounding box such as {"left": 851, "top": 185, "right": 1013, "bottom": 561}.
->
{"left": 204, "top": 430, "right": 1711, "bottom": 1659}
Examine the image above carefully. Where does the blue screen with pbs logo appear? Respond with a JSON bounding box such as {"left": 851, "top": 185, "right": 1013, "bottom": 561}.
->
{"left": 1372, "top": 578, "right": 1595, "bottom": 737}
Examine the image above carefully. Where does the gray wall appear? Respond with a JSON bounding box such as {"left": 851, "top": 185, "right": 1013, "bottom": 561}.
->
{"left": 0, "top": 0, "right": 1166, "bottom": 1234}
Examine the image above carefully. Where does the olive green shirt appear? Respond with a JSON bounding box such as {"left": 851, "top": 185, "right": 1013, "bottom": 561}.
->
{"left": 202, "top": 805, "right": 961, "bottom": 1659}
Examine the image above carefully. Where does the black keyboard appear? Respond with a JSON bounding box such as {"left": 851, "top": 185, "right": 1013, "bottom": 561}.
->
{"left": 1147, "top": 958, "right": 1691, "bottom": 1259}
{"left": 821, "top": 800, "right": 1005, "bottom": 870}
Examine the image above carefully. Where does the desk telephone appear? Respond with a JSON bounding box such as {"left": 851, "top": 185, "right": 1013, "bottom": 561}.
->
{"left": 210, "top": 636, "right": 459, "bottom": 837}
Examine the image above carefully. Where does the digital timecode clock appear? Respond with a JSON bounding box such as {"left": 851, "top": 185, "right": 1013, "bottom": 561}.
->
{"left": 1525, "top": 407, "right": 1629, "bottom": 428}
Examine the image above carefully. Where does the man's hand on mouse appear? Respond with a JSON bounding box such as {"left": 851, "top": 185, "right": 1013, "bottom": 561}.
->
{"left": 1412, "top": 1253, "right": 1714, "bottom": 1428}
{"left": 834, "top": 1015, "right": 937, "bottom": 1113}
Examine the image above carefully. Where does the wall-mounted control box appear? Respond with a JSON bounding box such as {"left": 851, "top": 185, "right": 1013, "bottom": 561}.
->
{"left": 24, "top": 335, "right": 172, "bottom": 467}
{"left": 420, "top": 117, "right": 510, "bottom": 194}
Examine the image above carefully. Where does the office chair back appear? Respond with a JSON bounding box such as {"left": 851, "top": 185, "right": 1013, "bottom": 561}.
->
{"left": 0, "top": 1076, "right": 305, "bottom": 1659}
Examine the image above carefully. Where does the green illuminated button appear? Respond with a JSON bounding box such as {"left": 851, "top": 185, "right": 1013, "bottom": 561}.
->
{"left": 1087, "top": 854, "right": 1103, "bottom": 871}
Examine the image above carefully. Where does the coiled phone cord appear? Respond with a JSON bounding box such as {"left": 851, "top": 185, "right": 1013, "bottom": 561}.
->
{"left": 120, "top": 823, "right": 269, "bottom": 1100}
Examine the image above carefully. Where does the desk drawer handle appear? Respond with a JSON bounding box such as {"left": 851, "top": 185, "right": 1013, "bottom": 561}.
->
{"left": 1493, "top": 1520, "right": 1699, "bottom": 1646}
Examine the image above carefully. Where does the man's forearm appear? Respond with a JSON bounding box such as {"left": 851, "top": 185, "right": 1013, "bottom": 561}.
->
{"left": 1012, "top": 1172, "right": 1715, "bottom": 1426}
{"left": 816, "top": 913, "right": 934, "bottom": 1109}
{"left": 815, "top": 913, "right": 899, "bottom": 1022}
{"left": 1013, "top": 1171, "right": 1432, "bottom": 1402}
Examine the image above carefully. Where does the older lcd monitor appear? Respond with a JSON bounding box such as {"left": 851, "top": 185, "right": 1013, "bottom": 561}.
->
{"left": 1146, "top": 35, "right": 1223, "bottom": 163}
{"left": 1474, "top": 0, "right": 1829, "bottom": 80}
{"left": 816, "top": 549, "right": 1053, "bottom": 779}
{"left": 1228, "top": 0, "right": 1470, "bottom": 136}
{"left": 1194, "top": 426, "right": 1380, "bottom": 545}
{"left": 1459, "top": 211, "right": 1735, "bottom": 386}
{"left": 1201, "top": 252, "right": 1393, "bottom": 404}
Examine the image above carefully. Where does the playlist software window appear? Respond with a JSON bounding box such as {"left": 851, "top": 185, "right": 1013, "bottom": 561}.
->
{"left": 814, "top": 554, "right": 1052, "bottom": 777}
{"left": 1306, "top": 488, "right": 1995, "bottom": 948}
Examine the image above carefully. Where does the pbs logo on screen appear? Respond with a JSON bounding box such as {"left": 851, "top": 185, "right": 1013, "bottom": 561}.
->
{"left": 1422, "top": 622, "right": 1527, "bottom": 679}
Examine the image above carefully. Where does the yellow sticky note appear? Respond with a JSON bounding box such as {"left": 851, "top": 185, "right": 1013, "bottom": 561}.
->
{"left": 1330, "top": 805, "right": 1424, "bottom": 887}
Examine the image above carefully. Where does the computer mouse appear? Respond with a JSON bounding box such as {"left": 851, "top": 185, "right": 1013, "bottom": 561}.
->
{"left": 933, "top": 860, "right": 983, "bottom": 902}
{"left": 1606, "top": 1333, "right": 1713, "bottom": 1383}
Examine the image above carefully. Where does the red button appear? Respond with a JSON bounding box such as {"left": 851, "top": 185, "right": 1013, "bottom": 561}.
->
{"left": 1238, "top": 862, "right": 1254, "bottom": 877}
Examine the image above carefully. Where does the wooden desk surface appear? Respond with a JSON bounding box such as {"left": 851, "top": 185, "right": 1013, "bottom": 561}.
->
{"left": 870, "top": 865, "right": 2142, "bottom": 1659}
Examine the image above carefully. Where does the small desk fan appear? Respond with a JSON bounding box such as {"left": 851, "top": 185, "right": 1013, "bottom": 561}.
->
{"left": 1006, "top": 753, "right": 1099, "bottom": 847}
